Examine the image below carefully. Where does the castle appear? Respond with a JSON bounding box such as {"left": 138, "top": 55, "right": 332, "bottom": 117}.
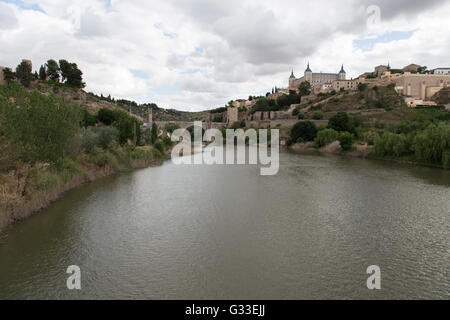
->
{"left": 289, "top": 63, "right": 346, "bottom": 90}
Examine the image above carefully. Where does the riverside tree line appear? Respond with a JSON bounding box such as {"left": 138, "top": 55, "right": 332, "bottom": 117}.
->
{"left": 288, "top": 110, "right": 450, "bottom": 167}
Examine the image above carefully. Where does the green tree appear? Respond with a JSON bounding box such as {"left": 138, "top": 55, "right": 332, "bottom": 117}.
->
{"left": 328, "top": 112, "right": 351, "bottom": 132}
{"left": 313, "top": 111, "right": 324, "bottom": 120}
{"left": 97, "top": 108, "right": 116, "bottom": 125}
{"left": 39, "top": 65, "right": 47, "bottom": 81}
{"left": 291, "top": 121, "right": 317, "bottom": 143}
{"left": 358, "top": 83, "right": 368, "bottom": 92}
{"left": 2, "top": 68, "right": 15, "bottom": 85}
{"left": 59, "top": 59, "right": 72, "bottom": 82}
{"left": 58, "top": 60, "right": 85, "bottom": 88}
{"left": 46, "top": 59, "right": 60, "bottom": 81}
{"left": 315, "top": 128, "right": 339, "bottom": 148}
{"left": 15, "top": 61, "right": 32, "bottom": 87}
{"left": 0, "top": 82, "right": 81, "bottom": 164}
{"left": 151, "top": 122, "right": 158, "bottom": 144}
{"left": 338, "top": 132, "right": 354, "bottom": 151}
{"left": 298, "top": 81, "right": 311, "bottom": 96}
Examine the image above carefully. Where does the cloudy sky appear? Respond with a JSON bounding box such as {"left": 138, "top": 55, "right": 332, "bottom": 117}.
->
{"left": 1, "top": 0, "right": 449, "bottom": 111}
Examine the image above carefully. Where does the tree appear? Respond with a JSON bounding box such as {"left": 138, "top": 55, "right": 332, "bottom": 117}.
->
{"left": 59, "top": 59, "right": 72, "bottom": 82}
{"left": 0, "top": 82, "right": 81, "bottom": 164}
{"left": 58, "top": 60, "right": 85, "bottom": 88}
{"left": 97, "top": 108, "right": 116, "bottom": 125}
{"left": 338, "top": 132, "right": 354, "bottom": 151}
{"left": 315, "top": 128, "right": 339, "bottom": 148}
{"left": 328, "top": 112, "right": 351, "bottom": 132}
{"left": 298, "top": 81, "right": 311, "bottom": 96}
{"left": 2, "top": 68, "right": 15, "bottom": 85}
{"left": 358, "top": 83, "right": 368, "bottom": 92}
{"left": 291, "top": 121, "right": 317, "bottom": 143}
{"left": 313, "top": 111, "right": 324, "bottom": 120}
{"left": 39, "top": 65, "right": 47, "bottom": 80}
{"left": 15, "top": 61, "right": 32, "bottom": 87}
{"left": 46, "top": 59, "right": 60, "bottom": 81}
{"left": 151, "top": 122, "right": 158, "bottom": 144}
{"left": 66, "top": 63, "right": 85, "bottom": 88}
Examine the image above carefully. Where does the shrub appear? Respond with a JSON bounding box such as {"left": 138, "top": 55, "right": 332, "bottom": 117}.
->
{"left": 315, "top": 129, "right": 339, "bottom": 148}
{"left": 154, "top": 139, "right": 165, "bottom": 154}
{"left": 231, "top": 121, "right": 246, "bottom": 129}
{"left": 358, "top": 83, "right": 368, "bottom": 92}
{"left": 81, "top": 126, "right": 119, "bottom": 154}
{"left": 338, "top": 132, "right": 354, "bottom": 151}
{"left": 313, "top": 111, "right": 324, "bottom": 120}
{"left": 298, "top": 113, "right": 305, "bottom": 120}
{"left": 291, "top": 121, "right": 318, "bottom": 143}
{"left": 0, "top": 82, "right": 81, "bottom": 165}
{"left": 328, "top": 112, "right": 351, "bottom": 132}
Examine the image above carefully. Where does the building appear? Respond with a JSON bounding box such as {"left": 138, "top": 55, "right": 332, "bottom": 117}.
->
{"left": 432, "top": 68, "right": 450, "bottom": 75}
{"left": 402, "top": 64, "right": 421, "bottom": 73}
{"left": 374, "top": 64, "right": 389, "bottom": 77}
{"left": 289, "top": 63, "right": 346, "bottom": 89}
{"left": 227, "top": 106, "right": 238, "bottom": 124}
{"left": 332, "top": 79, "right": 364, "bottom": 91}
{"left": 394, "top": 73, "right": 450, "bottom": 101}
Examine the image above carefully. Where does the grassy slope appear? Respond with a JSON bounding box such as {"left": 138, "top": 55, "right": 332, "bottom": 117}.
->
{"left": 0, "top": 145, "right": 167, "bottom": 231}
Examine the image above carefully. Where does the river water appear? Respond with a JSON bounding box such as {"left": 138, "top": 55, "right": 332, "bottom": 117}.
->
{"left": 0, "top": 151, "right": 448, "bottom": 299}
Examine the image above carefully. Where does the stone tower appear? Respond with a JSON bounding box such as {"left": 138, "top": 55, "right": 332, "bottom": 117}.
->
{"left": 289, "top": 70, "right": 296, "bottom": 88}
{"left": 304, "top": 62, "right": 313, "bottom": 83}
{"left": 147, "top": 108, "right": 153, "bottom": 124}
{"left": 338, "top": 64, "right": 346, "bottom": 80}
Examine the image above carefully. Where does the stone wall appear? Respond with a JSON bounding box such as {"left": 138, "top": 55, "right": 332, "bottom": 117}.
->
{"left": 394, "top": 74, "right": 450, "bottom": 100}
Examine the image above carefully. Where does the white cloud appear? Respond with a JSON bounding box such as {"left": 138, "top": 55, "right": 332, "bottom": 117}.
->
{"left": 0, "top": 0, "right": 449, "bottom": 111}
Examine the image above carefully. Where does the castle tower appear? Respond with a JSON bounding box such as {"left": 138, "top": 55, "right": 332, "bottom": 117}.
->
{"left": 338, "top": 64, "right": 346, "bottom": 80}
{"left": 147, "top": 108, "right": 153, "bottom": 124}
{"left": 289, "top": 69, "right": 296, "bottom": 88}
{"left": 304, "top": 62, "right": 313, "bottom": 83}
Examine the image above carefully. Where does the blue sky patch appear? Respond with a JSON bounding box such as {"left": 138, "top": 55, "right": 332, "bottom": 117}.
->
{"left": 153, "top": 84, "right": 180, "bottom": 96}
{"left": 1, "top": 0, "right": 45, "bottom": 12}
{"left": 130, "top": 69, "right": 150, "bottom": 79}
{"left": 354, "top": 29, "right": 418, "bottom": 52}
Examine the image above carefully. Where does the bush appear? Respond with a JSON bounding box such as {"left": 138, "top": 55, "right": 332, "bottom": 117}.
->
{"left": 231, "top": 121, "right": 246, "bottom": 129}
{"left": 154, "top": 139, "right": 165, "bottom": 154}
{"left": 313, "top": 111, "right": 324, "bottom": 120}
{"left": 0, "top": 82, "right": 81, "bottom": 165}
{"left": 291, "top": 121, "right": 317, "bottom": 143}
{"left": 358, "top": 83, "right": 368, "bottom": 92}
{"left": 413, "top": 122, "right": 450, "bottom": 164}
{"left": 315, "top": 129, "right": 339, "bottom": 148}
{"left": 298, "top": 113, "right": 305, "bottom": 120}
{"left": 213, "top": 115, "right": 223, "bottom": 122}
{"left": 81, "top": 126, "right": 119, "bottom": 154}
{"left": 328, "top": 112, "right": 351, "bottom": 132}
{"left": 339, "top": 132, "right": 354, "bottom": 151}
{"left": 292, "top": 107, "right": 300, "bottom": 116}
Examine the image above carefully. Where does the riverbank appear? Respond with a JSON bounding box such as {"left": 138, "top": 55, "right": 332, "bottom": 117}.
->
{"left": 0, "top": 145, "right": 169, "bottom": 232}
{"left": 288, "top": 142, "right": 448, "bottom": 169}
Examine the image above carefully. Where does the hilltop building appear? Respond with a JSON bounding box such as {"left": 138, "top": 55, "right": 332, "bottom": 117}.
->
{"left": 394, "top": 73, "right": 450, "bottom": 103}
{"left": 289, "top": 63, "right": 346, "bottom": 90}
{"left": 432, "top": 68, "right": 450, "bottom": 75}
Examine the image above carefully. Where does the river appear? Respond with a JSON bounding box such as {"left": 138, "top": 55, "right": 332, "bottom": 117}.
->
{"left": 0, "top": 151, "right": 448, "bottom": 299}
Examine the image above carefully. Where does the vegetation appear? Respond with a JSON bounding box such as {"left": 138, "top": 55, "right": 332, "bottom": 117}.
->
{"left": 290, "top": 121, "right": 317, "bottom": 143}
{"left": 372, "top": 121, "right": 450, "bottom": 167}
{"left": 338, "top": 132, "right": 355, "bottom": 151}
{"left": 315, "top": 129, "right": 339, "bottom": 148}
{"left": 313, "top": 111, "right": 324, "bottom": 120}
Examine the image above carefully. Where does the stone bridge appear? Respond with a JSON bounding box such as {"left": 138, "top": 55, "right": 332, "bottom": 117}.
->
{"left": 153, "top": 121, "right": 228, "bottom": 130}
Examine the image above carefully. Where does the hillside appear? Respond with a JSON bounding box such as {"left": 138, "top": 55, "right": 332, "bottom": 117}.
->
{"left": 31, "top": 80, "right": 209, "bottom": 122}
